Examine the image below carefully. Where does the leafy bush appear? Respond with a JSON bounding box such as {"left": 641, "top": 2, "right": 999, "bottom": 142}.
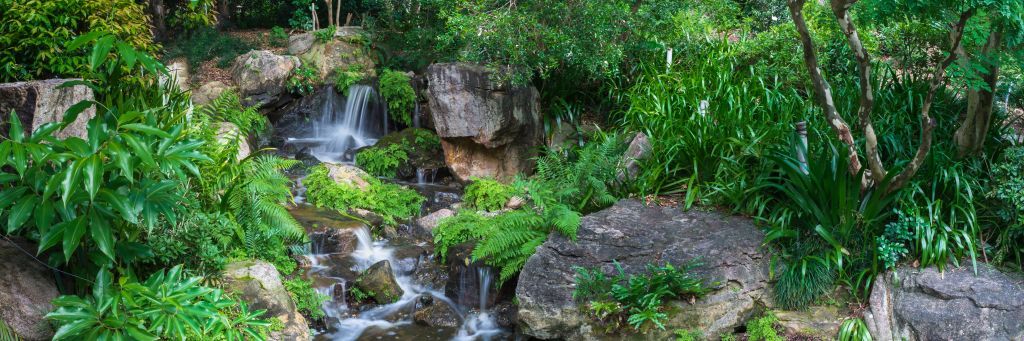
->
{"left": 463, "top": 178, "right": 516, "bottom": 212}
{"left": 303, "top": 165, "right": 425, "bottom": 225}
{"left": 355, "top": 143, "right": 408, "bottom": 177}
{"left": 572, "top": 261, "right": 710, "bottom": 332}
{"left": 146, "top": 212, "right": 238, "bottom": 277}
{"left": 270, "top": 26, "right": 290, "bottom": 47}
{"left": 46, "top": 266, "right": 269, "bottom": 340}
{"left": 168, "top": 0, "right": 218, "bottom": 31}
{"left": 334, "top": 65, "right": 366, "bottom": 93}
{"left": 283, "top": 278, "right": 328, "bottom": 320}
{"left": 379, "top": 69, "right": 417, "bottom": 126}
{"left": 287, "top": 65, "right": 320, "bottom": 96}
{"left": 674, "top": 329, "right": 703, "bottom": 341}
{"left": 745, "top": 312, "right": 783, "bottom": 341}
{"left": 988, "top": 146, "right": 1024, "bottom": 269}
{"left": 0, "top": 0, "right": 156, "bottom": 81}
{"left": 877, "top": 210, "right": 915, "bottom": 270}
{"left": 314, "top": 25, "right": 337, "bottom": 42}
{"left": 288, "top": 0, "right": 315, "bottom": 30}
{"left": 163, "top": 27, "right": 256, "bottom": 69}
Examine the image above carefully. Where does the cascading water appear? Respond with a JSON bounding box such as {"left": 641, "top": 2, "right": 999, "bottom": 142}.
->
{"left": 288, "top": 85, "right": 387, "bottom": 163}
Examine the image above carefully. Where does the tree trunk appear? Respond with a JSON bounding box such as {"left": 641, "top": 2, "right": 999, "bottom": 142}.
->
{"left": 148, "top": 0, "right": 167, "bottom": 41}
{"left": 787, "top": 0, "right": 863, "bottom": 175}
{"left": 955, "top": 27, "right": 1003, "bottom": 157}
{"left": 218, "top": 0, "right": 231, "bottom": 27}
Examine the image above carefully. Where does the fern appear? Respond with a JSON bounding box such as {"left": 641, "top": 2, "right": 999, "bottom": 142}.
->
{"left": 196, "top": 90, "right": 267, "bottom": 136}
{"left": 463, "top": 177, "right": 516, "bottom": 212}
{"left": 303, "top": 165, "right": 425, "bottom": 225}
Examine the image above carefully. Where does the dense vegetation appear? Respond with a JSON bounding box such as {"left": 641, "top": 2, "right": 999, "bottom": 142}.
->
{"left": 1, "top": 0, "right": 1023, "bottom": 339}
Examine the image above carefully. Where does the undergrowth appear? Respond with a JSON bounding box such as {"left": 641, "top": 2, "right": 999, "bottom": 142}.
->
{"left": 379, "top": 69, "right": 417, "bottom": 127}
{"left": 283, "top": 278, "right": 329, "bottom": 320}
{"left": 303, "top": 165, "right": 425, "bottom": 225}
{"left": 463, "top": 177, "right": 516, "bottom": 212}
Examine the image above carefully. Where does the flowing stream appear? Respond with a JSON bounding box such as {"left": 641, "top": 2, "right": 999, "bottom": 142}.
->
{"left": 286, "top": 85, "right": 388, "bottom": 163}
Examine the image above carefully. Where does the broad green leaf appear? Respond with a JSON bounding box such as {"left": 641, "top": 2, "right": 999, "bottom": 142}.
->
{"left": 38, "top": 220, "right": 67, "bottom": 254}
{"left": 121, "top": 123, "right": 171, "bottom": 139}
{"left": 90, "top": 215, "right": 115, "bottom": 261}
{"left": 62, "top": 101, "right": 95, "bottom": 126}
{"left": 7, "top": 194, "right": 38, "bottom": 233}
{"left": 83, "top": 155, "right": 103, "bottom": 201}
{"left": 7, "top": 110, "right": 24, "bottom": 143}
{"left": 62, "top": 216, "right": 88, "bottom": 262}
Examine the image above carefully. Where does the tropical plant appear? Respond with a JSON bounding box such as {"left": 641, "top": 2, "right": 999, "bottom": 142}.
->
{"left": 196, "top": 90, "right": 268, "bottom": 136}
{"left": 988, "top": 146, "right": 1024, "bottom": 269}
{"left": 572, "top": 260, "right": 710, "bottom": 332}
{"left": 46, "top": 266, "right": 269, "bottom": 340}
{"left": 463, "top": 178, "right": 515, "bottom": 212}
{"left": 0, "top": 0, "right": 156, "bottom": 81}
{"left": 355, "top": 143, "right": 408, "bottom": 178}
{"left": 303, "top": 165, "right": 424, "bottom": 225}
{"left": 169, "top": 0, "right": 218, "bottom": 30}
{"left": 378, "top": 69, "right": 416, "bottom": 126}
{"left": 287, "top": 65, "right": 319, "bottom": 96}
{"left": 314, "top": 25, "right": 337, "bottom": 42}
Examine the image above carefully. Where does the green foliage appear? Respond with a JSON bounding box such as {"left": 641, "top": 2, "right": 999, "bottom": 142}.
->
{"left": 334, "top": 65, "right": 366, "bottom": 93}
{"left": 270, "top": 26, "right": 290, "bottom": 47}
{"left": 0, "top": 0, "right": 156, "bottom": 81}
{"left": 288, "top": 0, "right": 315, "bottom": 30}
{"left": 572, "top": 261, "right": 710, "bottom": 332}
{"left": 877, "top": 211, "right": 915, "bottom": 270}
{"left": 46, "top": 266, "right": 269, "bottom": 340}
{"left": 674, "top": 329, "right": 702, "bottom": 341}
{"left": 532, "top": 134, "right": 625, "bottom": 213}
{"left": 838, "top": 318, "right": 873, "bottom": 341}
{"left": 283, "top": 278, "right": 328, "bottom": 320}
{"left": 355, "top": 143, "right": 408, "bottom": 178}
{"left": 169, "top": 0, "right": 218, "bottom": 31}
{"left": 163, "top": 27, "right": 256, "bottom": 69}
{"left": 378, "top": 69, "right": 417, "bottom": 127}
{"left": 314, "top": 25, "right": 337, "bottom": 43}
{"left": 287, "top": 65, "right": 320, "bottom": 96}
{"left": 988, "top": 146, "right": 1024, "bottom": 269}
{"left": 773, "top": 259, "right": 835, "bottom": 311}
{"left": 0, "top": 34, "right": 204, "bottom": 278}
{"left": 745, "top": 312, "right": 783, "bottom": 341}
{"left": 196, "top": 90, "right": 268, "bottom": 136}
{"left": 0, "top": 319, "right": 18, "bottom": 341}
{"left": 146, "top": 212, "right": 238, "bottom": 277}
{"left": 303, "top": 165, "right": 425, "bottom": 225}
{"left": 348, "top": 287, "right": 372, "bottom": 303}
{"left": 463, "top": 178, "right": 515, "bottom": 212}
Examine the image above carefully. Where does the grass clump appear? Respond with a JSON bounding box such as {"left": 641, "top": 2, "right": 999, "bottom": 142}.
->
{"left": 572, "top": 260, "right": 710, "bottom": 332}
{"left": 303, "top": 165, "right": 425, "bottom": 225}
{"left": 463, "top": 177, "right": 516, "bottom": 212}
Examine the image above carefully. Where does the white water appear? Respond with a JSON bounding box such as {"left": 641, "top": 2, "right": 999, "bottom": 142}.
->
{"left": 304, "top": 225, "right": 504, "bottom": 340}
{"left": 296, "top": 85, "right": 386, "bottom": 163}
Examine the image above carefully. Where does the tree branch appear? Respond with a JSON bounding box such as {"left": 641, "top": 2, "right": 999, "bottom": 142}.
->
{"left": 888, "top": 9, "right": 975, "bottom": 193}
{"left": 788, "top": 0, "right": 863, "bottom": 175}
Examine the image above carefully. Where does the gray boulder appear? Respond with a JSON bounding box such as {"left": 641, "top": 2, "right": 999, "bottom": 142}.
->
{"left": 355, "top": 260, "right": 405, "bottom": 304}
{"left": 618, "top": 132, "right": 652, "bottom": 182}
{"left": 222, "top": 260, "right": 310, "bottom": 341}
{"left": 426, "top": 63, "right": 543, "bottom": 182}
{"left": 192, "top": 81, "right": 234, "bottom": 106}
{"left": 322, "top": 162, "right": 371, "bottom": 190}
{"left": 296, "top": 33, "right": 375, "bottom": 82}
{"left": 864, "top": 264, "right": 1024, "bottom": 341}
{"left": 417, "top": 208, "right": 455, "bottom": 232}
{"left": 413, "top": 300, "right": 462, "bottom": 328}
{"left": 0, "top": 79, "right": 94, "bottom": 140}
{"left": 516, "top": 200, "right": 771, "bottom": 340}
{"left": 231, "top": 50, "right": 299, "bottom": 107}
{"left": 0, "top": 238, "right": 58, "bottom": 341}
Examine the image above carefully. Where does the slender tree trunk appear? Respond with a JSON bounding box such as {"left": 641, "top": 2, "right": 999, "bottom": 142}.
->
{"left": 887, "top": 9, "right": 975, "bottom": 193}
{"left": 787, "top": 0, "right": 863, "bottom": 175}
{"left": 149, "top": 0, "right": 167, "bottom": 41}
{"left": 955, "top": 27, "right": 1004, "bottom": 157}
{"left": 218, "top": 0, "right": 231, "bottom": 27}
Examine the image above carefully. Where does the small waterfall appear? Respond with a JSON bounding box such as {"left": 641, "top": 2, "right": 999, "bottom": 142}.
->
{"left": 413, "top": 102, "right": 421, "bottom": 128}
{"left": 453, "top": 267, "right": 501, "bottom": 341}
{"left": 307, "top": 85, "right": 386, "bottom": 163}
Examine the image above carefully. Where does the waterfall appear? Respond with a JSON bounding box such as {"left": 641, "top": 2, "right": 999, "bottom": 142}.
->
{"left": 413, "top": 101, "right": 421, "bottom": 128}
{"left": 309, "top": 85, "right": 386, "bottom": 163}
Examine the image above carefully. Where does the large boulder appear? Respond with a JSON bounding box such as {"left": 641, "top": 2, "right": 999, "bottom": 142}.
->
{"left": 0, "top": 79, "right": 95, "bottom": 139}
{"left": 0, "top": 238, "right": 59, "bottom": 341}
{"left": 863, "top": 264, "right": 1024, "bottom": 341}
{"left": 231, "top": 50, "right": 299, "bottom": 107}
{"left": 516, "top": 200, "right": 771, "bottom": 340}
{"left": 417, "top": 208, "right": 455, "bottom": 232}
{"left": 222, "top": 261, "right": 310, "bottom": 341}
{"left": 426, "top": 63, "right": 543, "bottom": 182}
{"left": 354, "top": 260, "right": 405, "bottom": 304}
{"left": 295, "top": 29, "right": 375, "bottom": 82}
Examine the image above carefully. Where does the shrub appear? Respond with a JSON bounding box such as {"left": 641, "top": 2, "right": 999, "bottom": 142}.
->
{"left": 745, "top": 312, "right": 783, "bottom": 341}
{"left": 463, "top": 178, "right": 516, "bottom": 212}
{"left": 163, "top": 27, "right": 255, "bottom": 69}
{"left": 0, "top": 0, "right": 156, "bottom": 81}
{"left": 378, "top": 69, "right": 417, "bottom": 127}
{"left": 303, "top": 165, "right": 425, "bottom": 225}
{"left": 283, "top": 278, "right": 329, "bottom": 320}
{"left": 314, "top": 25, "right": 337, "bottom": 42}
{"left": 168, "top": 0, "right": 218, "bottom": 31}
{"left": 47, "top": 266, "right": 269, "bottom": 340}
{"left": 334, "top": 65, "right": 366, "bottom": 93}
{"left": 270, "top": 26, "right": 290, "bottom": 47}
{"left": 355, "top": 143, "right": 408, "bottom": 178}
{"left": 146, "top": 212, "right": 238, "bottom": 278}
{"left": 988, "top": 146, "right": 1024, "bottom": 269}
{"left": 287, "top": 65, "right": 320, "bottom": 96}
{"left": 572, "top": 261, "right": 710, "bottom": 332}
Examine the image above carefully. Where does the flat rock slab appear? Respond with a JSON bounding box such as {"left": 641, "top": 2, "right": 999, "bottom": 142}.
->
{"left": 516, "top": 199, "right": 770, "bottom": 340}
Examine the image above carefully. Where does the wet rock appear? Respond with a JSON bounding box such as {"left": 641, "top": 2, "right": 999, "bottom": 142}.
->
{"left": 192, "top": 81, "right": 234, "bottom": 106}
{"left": 295, "top": 147, "right": 320, "bottom": 166}
{"left": 426, "top": 63, "right": 543, "bottom": 182}
{"left": 312, "top": 227, "right": 359, "bottom": 255}
{"left": 0, "top": 79, "right": 94, "bottom": 140}
{"left": 492, "top": 301, "right": 518, "bottom": 329}
{"left": 618, "top": 132, "right": 652, "bottom": 182}
{"left": 863, "top": 264, "right": 1024, "bottom": 341}
{"left": 231, "top": 50, "right": 299, "bottom": 107}
{"left": 413, "top": 302, "right": 462, "bottom": 328}
{"left": 413, "top": 255, "right": 448, "bottom": 289}
{"left": 215, "top": 122, "right": 251, "bottom": 160}
{"left": 417, "top": 208, "right": 455, "bottom": 232}
{"left": 355, "top": 260, "right": 405, "bottom": 304}
{"left": 222, "top": 260, "right": 310, "bottom": 341}
{"left": 323, "top": 162, "right": 371, "bottom": 190}
{"left": 516, "top": 199, "right": 770, "bottom": 340}
{"left": 775, "top": 306, "right": 844, "bottom": 339}
{"left": 0, "top": 238, "right": 58, "bottom": 341}
{"left": 350, "top": 208, "right": 384, "bottom": 227}
{"left": 444, "top": 243, "right": 502, "bottom": 309}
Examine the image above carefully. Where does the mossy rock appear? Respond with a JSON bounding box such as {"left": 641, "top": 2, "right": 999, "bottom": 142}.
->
{"left": 355, "top": 128, "right": 444, "bottom": 179}
{"left": 354, "top": 260, "right": 404, "bottom": 304}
